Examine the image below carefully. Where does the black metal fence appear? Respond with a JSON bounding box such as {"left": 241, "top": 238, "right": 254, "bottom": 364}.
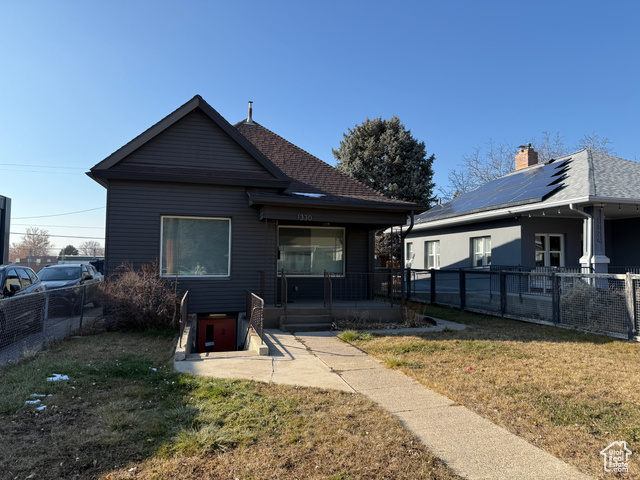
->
{"left": 408, "top": 268, "right": 639, "bottom": 341}
{"left": 0, "top": 285, "right": 102, "bottom": 365}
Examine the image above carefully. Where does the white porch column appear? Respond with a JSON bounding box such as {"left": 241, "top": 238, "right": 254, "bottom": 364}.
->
{"left": 582, "top": 206, "right": 610, "bottom": 273}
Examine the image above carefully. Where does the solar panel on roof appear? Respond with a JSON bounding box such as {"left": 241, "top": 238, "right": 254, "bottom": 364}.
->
{"left": 418, "top": 158, "right": 571, "bottom": 223}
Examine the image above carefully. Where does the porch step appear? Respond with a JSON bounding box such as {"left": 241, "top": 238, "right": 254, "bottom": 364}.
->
{"left": 279, "top": 314, "right": 332, "bottom": 332}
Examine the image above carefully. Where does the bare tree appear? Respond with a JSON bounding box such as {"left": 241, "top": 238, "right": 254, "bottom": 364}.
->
{"left": 439, "top": 132, "right": 615, "bottom": 202}
{"left": 439, "top": 140, "right": 516, "bottom": 201}
{"left": 9, "top": 227, "right": 51, "bottom": 261}
{"left": 575, "top": 132, "right": 616, "bottom": 155}
{"left": 532, "top": 131, "right": 567, "bottom": 163}
{"left": 78, "top": 240, "right": 104, "bottom": 256}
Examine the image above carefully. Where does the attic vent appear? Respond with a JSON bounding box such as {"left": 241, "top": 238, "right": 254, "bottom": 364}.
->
{"left": 245, "top": 101, "right": 255, "bottom": 125}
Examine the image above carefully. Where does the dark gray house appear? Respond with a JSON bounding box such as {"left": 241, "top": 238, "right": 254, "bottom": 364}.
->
{"left": 0, "top": 194, "right": 10, "bottom": 264}
{"left": 89, "top": 95, "right": 419, "bottom": 318}
{"left": 405, "top": 146, "right": 640, "bottom": 273}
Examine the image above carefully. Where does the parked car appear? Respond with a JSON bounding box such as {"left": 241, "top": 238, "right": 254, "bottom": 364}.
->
{"left": 0, "top": 265, "right": 47, "bottom": 344}
{"left": 38, "top": 263, "right": 103, "bottom": 316}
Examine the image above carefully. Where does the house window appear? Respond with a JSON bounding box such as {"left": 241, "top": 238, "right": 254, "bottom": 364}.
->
{"left": 278, "top": 226, "right": 344, "bottom": 275}
{"left": 535, "top": 234, "right": 564, "bottom": 267}
{"left": 406, "top": 243, "right": 414, "bottom": 265}
{"left": 425, "top": 240, "right": 440, "bottom": 269}
{"left": 161, "top": 216, "right": 231, "bottom": 277}
{"left": 472, "top": 236, "right": 491, "bottom": 267}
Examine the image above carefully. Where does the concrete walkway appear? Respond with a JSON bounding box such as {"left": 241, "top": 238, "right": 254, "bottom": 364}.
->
{"left": 175, "top": 327, "right": 591, "bottom": 480}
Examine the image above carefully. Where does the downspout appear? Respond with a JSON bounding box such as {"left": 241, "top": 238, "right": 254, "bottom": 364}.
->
{"left": 570, "top": 204, "right": 592, "bottom": 272}
{"left": 400, "top": 211, "right": 415, "bottom": 301}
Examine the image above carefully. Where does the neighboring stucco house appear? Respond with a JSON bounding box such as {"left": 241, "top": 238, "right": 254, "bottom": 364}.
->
{"left": 88, "top": 95, "right": 420, "bottom": 319}
{"left": 0, "top": 194, "right": 10, "bottom": 264}
{"left": 405, "top": 145, "right": 640, "bottom": 273}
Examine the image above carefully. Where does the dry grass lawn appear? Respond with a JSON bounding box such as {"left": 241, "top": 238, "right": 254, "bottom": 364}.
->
{"left": 0, "top": 330, "right": 459, "bottom": 480}
{"left": 339, "top": 304, "right": 640, "bottom": 479}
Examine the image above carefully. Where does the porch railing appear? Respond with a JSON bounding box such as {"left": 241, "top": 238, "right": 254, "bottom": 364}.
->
{"left": 324, "top": 269, "right": 402, "bottom": 307}
{"left": 324, "top": 271, "right": 333, "bottom": 313}
{"left": 178, "top": 291, "right": 189, "bottom": 348}
{"left": 245, "top": 290, "right": 264, "bottom": 344}
{"left": 280, "top": 270, "right": 288, "bottom": 323}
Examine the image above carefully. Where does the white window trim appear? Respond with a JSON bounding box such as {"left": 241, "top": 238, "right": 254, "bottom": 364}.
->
{"left": 425, "top": 240, "right": 440, "bottom": 270}
{"left": 160, "top": 215, "right": 232, "bottom": 278}
{"left": 277, "top": 225, "right": 346, "bottom": 277}
{"left": 471, "top": 236, "right": 491, "bottom": 268}
{"left": 535, "top": 233, "right": 565, "bottom": 267}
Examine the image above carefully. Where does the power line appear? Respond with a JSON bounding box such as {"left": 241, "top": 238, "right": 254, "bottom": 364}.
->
{"left": 10, "top": 232, "right": 104, "bottom": 240}
{"left": 12, "top": 223, "right": 105, "bottom": 230}
{"left": 0, "top": 163, "right": 82, "bottom": 170}
{"left": 13, "top": 207, "right": 105, "bottom": 220}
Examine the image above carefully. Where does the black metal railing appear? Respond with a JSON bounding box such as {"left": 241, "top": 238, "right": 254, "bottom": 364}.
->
{"left": 178, "top": 291, "right": 189, "bottom": 348}
{"left": 323, "top": 269, "right": 402, "bottom": 307}
{"left": 324, "top": 271, "right": 333, "bottom": 312}
{"left": 245, "top": 290, "right": 264, "bottom": 344}
{"left": 280, "top": 270, "right": 288, "bottom": 323}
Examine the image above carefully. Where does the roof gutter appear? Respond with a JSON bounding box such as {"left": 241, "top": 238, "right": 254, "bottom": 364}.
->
{"left": 569, "top": 203, "right": 592, "bottom": 272}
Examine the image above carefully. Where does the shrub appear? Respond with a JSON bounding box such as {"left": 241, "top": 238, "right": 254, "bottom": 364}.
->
{"left": 99, "top": 262, "right": 181, "bottom": 331}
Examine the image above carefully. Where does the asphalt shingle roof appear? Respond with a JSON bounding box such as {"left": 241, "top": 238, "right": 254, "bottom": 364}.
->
{"left": 416, "top": 149, "right": 640, "bottom": 225}
{"left": 234, "top": 120, "right": 419, "bottom": 209}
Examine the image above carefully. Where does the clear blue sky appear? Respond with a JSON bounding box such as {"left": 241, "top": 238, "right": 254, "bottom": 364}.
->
{"left": 1, "top": 1, "right": 638, "bottom": 252}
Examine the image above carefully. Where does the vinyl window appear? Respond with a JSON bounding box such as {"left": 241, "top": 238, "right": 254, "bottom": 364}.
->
{"left": 425, "top": 240, "right": 440, "bottom": 269}
{"left": 278, "top": 226, "right": 344, "bottom": 276}
{"left": 161, "top": 216, "right": 231, "bottom": 277}
{"left": 472, "top": 236, "right": 491, "bottom": 267}
{"left": 535, "top": 234, "right": 564, "bottom": 267}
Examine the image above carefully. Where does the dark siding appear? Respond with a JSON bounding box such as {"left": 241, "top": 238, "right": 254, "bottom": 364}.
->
{"left": 105, "top": 180, "right": 275, "bottom": 312}
{"left": 610, "top": 218, "right": 640, "bottom": 267}
{"left": 520, "top": 217, "right": 583, "bottom": 267}
{"left": 117, "top": 109, "right": 271, "bottom": 175}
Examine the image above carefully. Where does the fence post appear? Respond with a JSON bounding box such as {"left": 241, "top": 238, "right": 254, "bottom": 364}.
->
{"left": 430, "top": 268, "right": 436, "bottom": 304}
{"left": 625, "top": 273, "right": 636, "bottom": 340}
{"left": 500, "top": 271, "right": 507, "bottom": 316}
{"left": 79, "top": 285, "right": 86, "bottom": 330}
{"left": 459, "top": 269, "right": 466, "bottom": 310}
{"left": 552, "top": 273, "right": 560, "bottom": 324}
{"left": 406, "top": 268, "right": 412, "bottom": 301}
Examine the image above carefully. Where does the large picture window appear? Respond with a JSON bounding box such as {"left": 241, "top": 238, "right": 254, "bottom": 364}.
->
{"left": 472, "top": 236, "right": 491, "bottom": 267}
{"left": 161, "top": 216, "right": 231, "bottom": 277}
{"left": 278, "top": 227, "right": 344, "bottom": 276}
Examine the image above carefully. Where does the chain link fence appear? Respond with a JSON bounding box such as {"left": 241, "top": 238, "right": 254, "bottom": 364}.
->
{"left": 0, "top": 285, "right": 101, "bottom": 366}
{"left": 408, "top": 268, "right": 639, "bottom": 341}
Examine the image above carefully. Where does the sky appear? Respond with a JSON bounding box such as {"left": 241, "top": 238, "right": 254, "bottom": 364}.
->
{"left": 1, "top": 1, "right": 638, "bottom": 253}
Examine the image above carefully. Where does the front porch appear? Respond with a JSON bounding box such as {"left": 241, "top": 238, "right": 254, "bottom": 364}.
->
{"left": 264, "top": 300, "right": 403, "bottom": 331}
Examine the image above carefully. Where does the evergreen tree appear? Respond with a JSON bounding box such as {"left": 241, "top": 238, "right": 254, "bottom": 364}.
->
{"left": 332, "top": 116, "right": 435, "bottom": 206}
{"left": 60, "top": 244, "right": 79, "bottom": 256}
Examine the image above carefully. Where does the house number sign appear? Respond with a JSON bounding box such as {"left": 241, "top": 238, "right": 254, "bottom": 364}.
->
{"left": 297, "top": 214, "right": 312, "bottom": 221}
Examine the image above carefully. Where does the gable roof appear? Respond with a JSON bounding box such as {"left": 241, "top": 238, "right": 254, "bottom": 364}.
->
{"left": 88, "top": 95, "right": 291, "bottom": 189}
{"left": 235, "top": 121, "right": 421, "bottom": 212}
{"left": 416, "top": 149, "right": 640, "bottom": 228}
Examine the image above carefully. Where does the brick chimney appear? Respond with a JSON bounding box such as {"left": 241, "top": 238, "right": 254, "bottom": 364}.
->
{"left": 515, "top": 143, "right": 539, "bottom": 170}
